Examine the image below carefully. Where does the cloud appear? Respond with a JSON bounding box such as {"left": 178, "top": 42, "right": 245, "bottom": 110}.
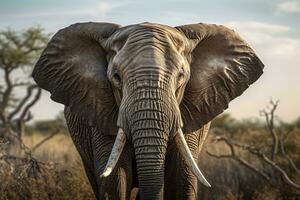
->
{"left": 276, "top": 1, "right": 300, "bottom": 13}
{"left": 225, "top": 21, "right": 298, "bottom": 57}
{"left": 225, "top": 21, "right": 290, "bottom": 34}
{"left": 0, "top": 1, "right": 117, "bottom": 19}
{"left": 86, "top": 2, "right": 116, "bottom": 17}
{"left": 98, "top": 2, "right": 114, "bottom": 15}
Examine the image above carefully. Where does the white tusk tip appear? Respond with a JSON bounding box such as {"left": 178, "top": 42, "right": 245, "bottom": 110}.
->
{"left": 196, "top": 167, "right": 211, "bottom": 187}
{"left": 175, "top": 128, "right": 211, "bottom": 188}
{"left": 197, "top": 170, "right": 211, "bottom": 187}
{"left": 100, "top": 167, "right": 112, "bottom": 178}
{"left": 202, "top": 180, "right": 211, "bottom": 187}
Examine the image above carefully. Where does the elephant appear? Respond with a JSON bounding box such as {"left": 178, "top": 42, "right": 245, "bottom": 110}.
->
{"left": 32, "top": 22, "right": 264, "bottom": 200}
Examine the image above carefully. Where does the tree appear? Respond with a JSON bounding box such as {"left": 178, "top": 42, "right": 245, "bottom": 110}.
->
{"left": 0, "top": 26, "right": 49, "bottom": 151}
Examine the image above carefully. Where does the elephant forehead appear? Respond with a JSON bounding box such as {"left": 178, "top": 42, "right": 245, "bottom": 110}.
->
{"left": 112, "top": 44, "right": 186, "bottom": 74}
{"left": 107, "top": 23, "right": 189, "bottom": 76}
{"left": 108, "top": 23, "right": 187, "bottom": 52}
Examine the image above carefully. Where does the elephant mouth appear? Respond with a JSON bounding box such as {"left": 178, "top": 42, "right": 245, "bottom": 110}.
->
{"left": 100, "top": 127, "right": 211, "bottom": 187}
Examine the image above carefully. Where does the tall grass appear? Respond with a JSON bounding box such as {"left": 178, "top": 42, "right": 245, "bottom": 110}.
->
{"left": 0, "top": 133, "right": 95, "bottom": 200}
{"left": 1, "top": 126, "right": 300, "bottom": 200}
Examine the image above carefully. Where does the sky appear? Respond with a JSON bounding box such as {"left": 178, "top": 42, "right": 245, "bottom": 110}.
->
{"left": 1, "top": 0, "right": 299, "bottom": 122}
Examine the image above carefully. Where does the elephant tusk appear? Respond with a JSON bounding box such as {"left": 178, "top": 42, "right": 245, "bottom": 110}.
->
{"left": 174, "top": 128, "right": 211, "bottom": 187}
{"left": 100, "top": 128, "right": 126, "bottom": 178}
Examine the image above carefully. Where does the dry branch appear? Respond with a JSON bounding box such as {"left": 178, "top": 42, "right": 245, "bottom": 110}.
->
{"left": 207, "top": 137, "right": 272, "bottom": 183}
{"left": 18, "top": 86, "right": 41, "bottom": 122}
{"left": 260, "top": 99, "right": 279, "bottom": 160}
{"left": 207, "top": 99, "right": 300, "bottom": 196}
{"left": 8, "top": 85, "right": 38, "bottom": 121}
{"left": 279, "top": 138, "right": 300, "bottom": 176}
{"left": 207, "top": 136, "right": 300, "bottom": 192}
{"left": 31, "top": 129, "right": 59, "bottom": 153}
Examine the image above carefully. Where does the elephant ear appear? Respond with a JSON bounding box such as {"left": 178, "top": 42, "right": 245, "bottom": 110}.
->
{"left": 32, "top": 22, "right": 121, "bottom": 135}
{"left": 176, "top": 23, "right": 264, "bottom": 133}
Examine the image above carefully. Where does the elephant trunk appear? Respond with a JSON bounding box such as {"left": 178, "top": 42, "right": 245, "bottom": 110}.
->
{"left": 126, "top": 87, "right": 177, "bottom": 200}
{"left": 101, "top": 83, "right": 211, "bottom": 199}
{"left": 132, "top": 127, "right": 167, "bottom": 199}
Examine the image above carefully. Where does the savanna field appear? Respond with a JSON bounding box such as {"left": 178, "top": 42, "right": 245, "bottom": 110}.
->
{"left": 2, "top": 0, "right": 300, "bottom": 199}
{"left": 1, "top": 111, "right": 300, "bottom": 200}
{"left": 1, "top": 15, "right": 300, "bottom": 199}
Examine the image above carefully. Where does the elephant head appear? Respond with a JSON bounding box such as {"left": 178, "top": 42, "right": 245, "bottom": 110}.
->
{"left": 32, "top": 22, "right": 264, "bottom": 199}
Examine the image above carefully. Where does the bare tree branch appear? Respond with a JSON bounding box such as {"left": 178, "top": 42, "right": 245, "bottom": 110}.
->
{"left": 279, "top": 138, "right": 300, "bottom": 176}
{"left": 208, "top": 136, "right": 300, "bottom": 192}
{"left": 1, "top": 68, "right": 13, "bottom": 117}
{"left": 260, "top": 99, "right": 279, "bottom": 160}
{"left": 8, "top": 85, "right": 38, "bottom": 121}
{"left": 207, "top": 137, "right": 272, "bottom": 183}
{"left": 18, "top": 87, "right": 41, "bottom": 122}
{"left": 4, "top": 123, "right": 31, "bottom": 155}
{"left": 260, "top": 152, "right": 300, "bottom": 190}
{"left": 31, "top": 129, "right": 59, "bottom": 153}
{"left": 12, "top": 81, "right": 31, "bottom": 87}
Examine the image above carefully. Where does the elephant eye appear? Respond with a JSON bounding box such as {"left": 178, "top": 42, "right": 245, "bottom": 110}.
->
{"left": 112, "top": 72, "right": 122, "bottom": 88}
{"left": 178, "top": 71, "right": 185, "bottom": 86}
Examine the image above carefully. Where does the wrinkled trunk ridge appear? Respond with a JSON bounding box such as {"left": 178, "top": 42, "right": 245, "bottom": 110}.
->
{"left": 129, "top": 87, "right": 173, "bottom": 199}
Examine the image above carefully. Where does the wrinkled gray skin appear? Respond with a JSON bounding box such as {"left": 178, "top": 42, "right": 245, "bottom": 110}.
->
{"left": 32, "top": 22, "right": 264, "bottom": 200}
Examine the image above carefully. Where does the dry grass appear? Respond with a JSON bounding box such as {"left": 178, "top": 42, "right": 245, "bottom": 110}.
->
{"left": 1, "top": 127, "right": 300, "bottom": 200}
{"left": 0, "top": 133, "right": 95, "bottom": 200}
{"left": 23, "top": 133, "right": 79, "bottom": 164}
{"left": 200, "top": 128, "right": 300, "bottom": 200}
